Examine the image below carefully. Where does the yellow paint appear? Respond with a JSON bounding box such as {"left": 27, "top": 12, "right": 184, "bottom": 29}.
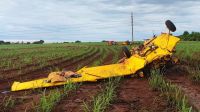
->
{"left": 11, "top": 33, "right": 180, "bottom": 91}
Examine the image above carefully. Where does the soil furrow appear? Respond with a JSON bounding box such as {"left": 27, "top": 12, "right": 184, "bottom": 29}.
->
{"left": 53, "top": 48, "right": 117, "bottom": 112}
{"left": 0, "top": 47, "right": 98, "bottom": 91}
{"left": 10, "top": 47, "right": 104, "bottom": 112}
{"left": 53, "top": 82, "right": 104, "bottom": 112}
{"left": 0, "top": 47, "right": 102, "bottom": 112}
{"left": 0, "top": 47, "right": 94, "bottom": 80}
{"left": 106, "top": 78, "right": 177, "bottom": 112}
{"left": 165, "top": 66, "right": 200, "bottom": 111}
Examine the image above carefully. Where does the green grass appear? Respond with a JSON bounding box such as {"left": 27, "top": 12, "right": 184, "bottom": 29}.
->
{"left": 38, "top": 82, "right": 78, "bottom": 112}
{"left": 39, "top": 89, "right": 62, "bottom": 112}
{"left": 0, "top": 43, "right": 124, "bottom": 79}
{"left": 37, "top": 45, "right": 122, "bottom": 112}
{"left": 82, "top": 46, "right": 122, "bottom": 112}
{"left": 176, "top": 41, "right": 200, "bottom": 57}
{"left": 111, "top": 46, "right": 122, "bottom": 63}
{"left": 83, "top": 77, "right": 121, "bottom": 112}
{"left": 1, "top": 96, "right": 15, "bottom": 109}
{"left": 187, "top": 67, "right": 200, "bottom": 82}
{"left": 175, "top": 41, "right": 200, "bottom": 83}
{"left": 149, "top": 70, "right": 192, "bottom": 112}
{"left": 0, "top": 44, "right": 91, "bottom": 70}
{"left": 175, "top": 41, "right": 200, "bottom": 68}
{"left": 0, "top": 43, "right": 96, "bottom": 79}
{"left": 91, "top": 47, "right": 106, "bottom": 66}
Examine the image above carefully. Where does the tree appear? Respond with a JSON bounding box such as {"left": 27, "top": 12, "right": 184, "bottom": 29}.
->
{"left": 180, "top": 31, "right": 200, "bottom": 41}
{"left": 4, "top": 42, "right": 11, "bottom": 45}
{"left": 102, "top": 40, "right": 107, "bottom": 42}
{"left": 75, "top": 40, "right": 81, "bottom": 43}
{"left": 0, "top": 41, "right": 11, "bottom": 45}
{"left": 33, "top": 40, "right": 45, "bottom": 44}
{"left": 0, "top": 40, "right": 4, "bottom": 44}
{"left": 183, "top": 31, "right": 189, "bottom": 35}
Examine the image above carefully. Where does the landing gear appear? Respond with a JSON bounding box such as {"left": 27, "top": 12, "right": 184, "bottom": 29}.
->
{"left": 122, "top": 46, "right": 131, "bottom": 58}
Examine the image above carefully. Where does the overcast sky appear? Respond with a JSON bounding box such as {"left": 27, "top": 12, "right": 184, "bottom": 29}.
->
{"left": 0, "top": 0, "right": 199, "bottom": 42}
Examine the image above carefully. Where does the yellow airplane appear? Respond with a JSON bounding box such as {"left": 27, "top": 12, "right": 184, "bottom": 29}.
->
{"left": 11, "top": 20, "right": 180, "bottom": 91}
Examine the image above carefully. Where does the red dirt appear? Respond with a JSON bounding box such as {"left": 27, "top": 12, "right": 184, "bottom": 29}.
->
{"left": 165, "top": 66, "right": 200, "bottom": 111}
{"left": 0, "top": 47, "right": 102, "bottom": 112}
{"left": 53, "top": 49, "right": 175, "bottom": 112}
{"left": 2, "top": 46, "right": 193, "bottom": 112}
{"left": 52, "top": 48, "right": 117, "bottom": 112}
{"left": 0, "top": 47, "right": 98, "bottom": 92}
{"left": 105, "top": 50, "right": 176, "bottom": 111}
{"left": 102, "top": 49, "right": 115, "bottom": 65}
{"left": 106, "top": 78, "right": 177, "bottom": 112}
{"left": 53, "top": 82, "right": 104, "bottom": 112}
{"left": 0, "top": 47, "right": 117, "bottom": 112}
{"left": 0, "top": 47, "right": 95, "bottom": 80}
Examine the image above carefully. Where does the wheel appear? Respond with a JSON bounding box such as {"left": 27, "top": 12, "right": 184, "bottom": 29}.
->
{"left": 165, "top": 20, "right": 176, "bottom": 32}
{"left": 122, "top": 46, "right": 131, "bottom": 58}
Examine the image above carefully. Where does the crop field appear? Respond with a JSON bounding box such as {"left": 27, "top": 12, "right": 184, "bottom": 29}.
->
{"left": 0, "top": 41, "right": 200, "bottom": 112}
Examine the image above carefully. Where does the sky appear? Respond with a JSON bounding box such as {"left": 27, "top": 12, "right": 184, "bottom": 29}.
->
{"left": 0, "top": 0, "right": 199, "bottom": 42}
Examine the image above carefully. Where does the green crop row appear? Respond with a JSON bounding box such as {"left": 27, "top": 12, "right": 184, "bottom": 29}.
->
{"left": 0, "top": 44, "right": 122, "bottom": 111}
{"left": 38, "top": 82, "right": 78, "bottom": 112}
{"left": 82, "top": 47, "right": 122, "bottom": 112}
{"left": 175, "top": 41, "right": 200, "bottom": 67}
{"left": 1, "top": 96, "right": 15, "bottom": 111}
{"left": 83, "top": 77, "right": 121, "bottom": 112}
{"left": 175, "top": 41, "right": 200, "bottom": 83}
{"left": 0, "top": 46, "right": 97, "bottom": 79}
{"left": 149, "top": 70, "right": 193, "bottom": 112}
{"left": 186, "top": 66, "right": 200, "bottom": 83}
{"left": 0, "top": 44, "right": 90, "bottom": 70}
{"left": 36, "top": 46, "right": 115, "bottom": 112}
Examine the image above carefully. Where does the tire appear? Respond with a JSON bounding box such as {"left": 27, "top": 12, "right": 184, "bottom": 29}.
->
{"left": 165, "top": 20, "right": 176, "bottom": 32}
{"left": 122, "top": 46, "right": 131, "bottom": 58}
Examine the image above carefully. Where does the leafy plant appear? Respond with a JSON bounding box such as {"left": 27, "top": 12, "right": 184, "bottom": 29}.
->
{"left": 39, "top": 89, "right": 61, "bottom": 112}
{"left": 188, "top": 67, "right": 200, "bottom": 82}
{"left": 63, "top": 81, "right": 77, "bottom": 93}
{"left": 38, "top": 82, "right": 78, "bottom": 112}
{"left": 83, "top": 77, "right": 121, "bottom": 112}
{"left": 2, "top": 96, "right": 15, "bottom": 109}
{"left": 149, "top": 70, "right": 193, "bottom": 112}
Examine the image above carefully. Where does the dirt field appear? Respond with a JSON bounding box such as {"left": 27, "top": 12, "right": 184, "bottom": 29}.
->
{"left": 0, "top": 42, "right": 199, "bottom": 112}
{"left": 106, "top": 78, "right": 177, "bottom": 112}
{"left": 165, "top": 66, "right": 200, "bottom": 111}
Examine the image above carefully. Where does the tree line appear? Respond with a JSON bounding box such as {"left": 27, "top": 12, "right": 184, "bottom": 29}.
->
{"left": 179, "top": 31, "right": 200, "bottom": 41}
{"left": 0, "top": 40, "right": 45, "bottom": 45}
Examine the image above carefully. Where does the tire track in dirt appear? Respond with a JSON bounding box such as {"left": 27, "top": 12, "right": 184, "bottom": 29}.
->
{"left": 106, "top": 78, "right": 177, "bottom": 112}
{"left": 53, "top": 47, "right": 120, "bottom": 112}
{"left": 165, "top": 66, "right": 200, "bottom": 111}
{"left": 0, "top": 47, "right": 103, "bottom": 112}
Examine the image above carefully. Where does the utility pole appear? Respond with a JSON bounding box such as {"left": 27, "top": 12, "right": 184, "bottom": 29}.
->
{"left": 131, "top": 12, "right": 133, "bottom": 42}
